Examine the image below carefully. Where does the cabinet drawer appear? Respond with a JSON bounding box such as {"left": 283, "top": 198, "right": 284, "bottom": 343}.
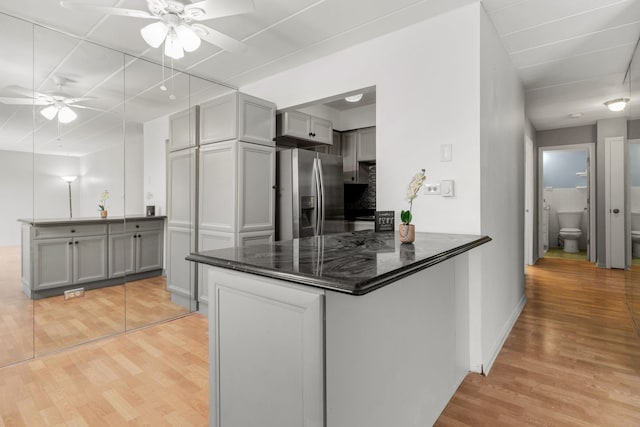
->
{"left": 110, "top": 219, "right": 163, "bottom": 234}
{"left": 34, "top": 224, "right": 108, "bottom": 239}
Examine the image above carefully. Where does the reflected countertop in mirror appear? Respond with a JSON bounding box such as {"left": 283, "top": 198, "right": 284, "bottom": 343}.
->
{"left": 18, "top": 216, "right": 167, "bottom": 226}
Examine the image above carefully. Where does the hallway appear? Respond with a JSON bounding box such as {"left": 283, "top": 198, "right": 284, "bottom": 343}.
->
{"left": 437, "top": 259, "right": 640, "bottom": 426}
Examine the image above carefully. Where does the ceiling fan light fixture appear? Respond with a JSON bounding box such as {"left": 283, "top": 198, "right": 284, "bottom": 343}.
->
{"left": 58, "top": 106, "right": 78, "bottom": 124}
{"left": 176, "top": 25, "right": 201, "bottom": 52}
{"left": 345, "top": 94, "right": 363, "bottom": 103}
{"left": 40, "top": 105, "right": 58, "bottom": 121}
{"left": 164, "top": 32, "right": 185, "bottom": 59}
{"left": 604, "top": 98, "right": 629, "bottom": 112}
{"left": 141, "top": 21, "right": 169, "bottom": 48}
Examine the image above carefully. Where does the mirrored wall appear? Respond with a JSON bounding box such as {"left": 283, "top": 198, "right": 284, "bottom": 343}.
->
{"left": 0, "top": 12, "right": 231, "bottom": 366}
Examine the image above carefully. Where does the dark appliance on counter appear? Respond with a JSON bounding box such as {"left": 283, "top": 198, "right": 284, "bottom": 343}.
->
{"left": 276, "top": 148, "right": 345, "bottom": 240}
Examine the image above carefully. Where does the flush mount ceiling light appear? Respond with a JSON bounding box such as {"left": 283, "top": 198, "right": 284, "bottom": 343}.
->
{"left": 60, "top": 0, "right": 255, "bottom": 59}
{"left": 604, "top": 98, "right": 630, "bottom": 112}
{"left": 568, "top": 112, "right": 583, "bottom": 119}
{"left": 345, "top": 94, "right": 363, "bottom": 103}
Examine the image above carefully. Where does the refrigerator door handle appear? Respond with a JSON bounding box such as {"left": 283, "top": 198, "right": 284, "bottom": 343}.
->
{"left": 317, "top": 157, "right": 326, "bottom": 235}
{"left": 312, "top": 158, "right": 322, "bottom": 236}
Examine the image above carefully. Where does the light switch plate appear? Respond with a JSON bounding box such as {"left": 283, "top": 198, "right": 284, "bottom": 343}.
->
{"left": 440, "top": 180, "right": 454, "bottom": 197}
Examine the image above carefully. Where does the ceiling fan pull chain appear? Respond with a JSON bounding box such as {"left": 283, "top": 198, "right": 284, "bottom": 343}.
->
{"left": 169, "top": 59, "right": 176, "bottom": 100}
{"left": 160, "top": 43, "right": 167, "bottom": 91}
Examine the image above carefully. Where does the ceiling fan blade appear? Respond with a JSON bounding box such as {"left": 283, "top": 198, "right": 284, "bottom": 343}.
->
{"left": 0, "top": 97, "right": 50, "bottom": 106}
{"left": 64, "top": 97, "right": 96, "bottom": 105}
{"left": 59, "top": 1, "right": 156, "bottom": 19}
{"left": 5, "top": 85, "right": 52, "bottom": 101}
{"left": 72, "top": 105, "right": 106, "bottom": 112}
{"left": 192, "top": 24, "right": 247, "bottom": 53}
{"left": 186, "top": 0, "right": 254, "bottom": 20}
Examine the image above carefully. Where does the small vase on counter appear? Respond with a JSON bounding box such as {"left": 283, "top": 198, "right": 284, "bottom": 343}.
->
{"left": 399, "top": 223, "right": 415, "bottom": 243}
{"left": 100, "top": 210, "right": 108, "bottom": 219}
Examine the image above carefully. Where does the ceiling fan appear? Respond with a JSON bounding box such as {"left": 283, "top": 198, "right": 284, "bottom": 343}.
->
{"left": 60, "top": 0, "right": 255, "bottom": 59}
{"left": 0, "top": 79, "right": 97, "bottom": 124}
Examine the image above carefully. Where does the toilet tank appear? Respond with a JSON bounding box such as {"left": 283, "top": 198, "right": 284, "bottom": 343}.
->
{"left": 557, "top": 210, "right": 583, "bottom": 229}
{"left": 632, "top": 211, "right": 640, "bottom": 231}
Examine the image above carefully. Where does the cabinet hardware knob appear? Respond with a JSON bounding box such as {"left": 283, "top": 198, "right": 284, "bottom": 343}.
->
{"left": 136, "top": 224, "right": 140, "bottom": 228}
{"left": 613, "top": 208, "right": 620, "bottom": 214}
{"left": 75, "top": 241, "right": 79, "bottom": 245}
{"left": 272, "top": 185, "right": 277, "bottom": 190}
{"left": 308, "top": 132, "right": 313, "bottom": 136}
{"left": 68, "top": 241, "right": 73, "bottom": 245}
{"left": 71, "top": 229, "right": 75, "bottom": 233}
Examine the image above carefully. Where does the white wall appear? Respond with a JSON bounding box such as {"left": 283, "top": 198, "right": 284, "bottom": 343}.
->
{"left": 478, "top": 6, "right": 526, "bottom": 373}
{"left": 0, "top": 150, "right": 33, "bottom": 246}
{"left": 243, "top": 3, "right": 526, "bottom": 375}
{"left": 339, "top": 104, "right": 376, "bottom": 131}
{"left": 243, "top": 4, "right": 482, "bottom": 235}
{"left": 143, "top": 116, "right": 169, "bottom": 216}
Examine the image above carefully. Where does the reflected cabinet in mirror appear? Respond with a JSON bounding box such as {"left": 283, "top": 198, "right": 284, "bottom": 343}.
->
{"left": 0, "top": 12, "right": 233, "bottom": 367}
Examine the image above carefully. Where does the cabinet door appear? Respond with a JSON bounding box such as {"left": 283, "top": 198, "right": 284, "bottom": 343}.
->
{"left": 341, "top": 131, "right": 358, "bottom": 183}
{"left": 239, "top": 93, "right": 276, "bottom": 147}
{"left": 73, "top": 235, "right": 108, "bottom": 285}
{"left": 167, "top": 148, "right": 196, "bottom": 228}
{"left": 200, "top": 92, "right": 238, "bottom": 145}
{"left": 356, "top": 127, "right": 376, "bottom": 162}
{"left": 136, "top": 230, "right": 164, "bottom": 273}
{"left": 33, "top": 238, "right": 72, "bottom": 290}
{"left": 200, "top": 142, "right": 237, "bottom": 233}
{"left": 237, "top": 142, "right": 275, "bottom": 232}
{"left": 238, "top": 230, "right": 274, "bottom": 247}
{"left": 197, "top": 231, "right": 236, "bottom": 312}
{"left": 310, "top": 117, "right": 333, "bottom": 145}
{"left": 166, "top": 225, "right": 195, "bottom": 309}
{"left": 169, "top": 107, "right": 197, "bottom": 152}
{"left": 329, "top": 130, "right": 342, "bottom": 156}
{"left": 282, "top": 111, "right": 311, "bottom": 140}
{"left": 209, "top": 268, "right": 324, "bottom": 427}
{"left": 108, "top": 233, "right": 135, "bottom": 278}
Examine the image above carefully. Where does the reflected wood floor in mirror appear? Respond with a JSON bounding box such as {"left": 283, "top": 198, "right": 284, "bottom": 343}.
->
{"left": 0, "top": 246, "right": 33, "bottom": 367}
{"left": 0, "top": 314, "right": 208, "bottom": 426}
{"left": 437, "top": 259, "right": 640, "bottom": 426}
{"left": 1, "top": 246, "right": 189, "bottom": 360}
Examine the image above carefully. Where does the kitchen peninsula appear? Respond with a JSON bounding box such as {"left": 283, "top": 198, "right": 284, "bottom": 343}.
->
{"left": 20, "top": 216, "right": 165, "bottom": 299}
{"left": 188, "top": 230, "right": 490, "bottom": 427}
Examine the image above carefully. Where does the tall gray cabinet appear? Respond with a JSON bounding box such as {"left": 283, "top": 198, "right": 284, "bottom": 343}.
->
{"left": 166, "top": 92, "right": 277, "bottom": 312}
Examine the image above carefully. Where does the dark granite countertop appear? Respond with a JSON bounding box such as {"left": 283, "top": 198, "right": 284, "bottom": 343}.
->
{"left": 18, "top": 215, "right": 167, "bottom": 226}
{"left": 187, "top": 231, "right": 491, "bottom": 295}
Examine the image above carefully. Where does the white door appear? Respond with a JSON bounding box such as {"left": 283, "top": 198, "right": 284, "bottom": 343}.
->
{"left": 524, "top": 136, "right": 534, "bottom": 265}
{"left": 606, "top": 136, "right": 626, "bottom": 269}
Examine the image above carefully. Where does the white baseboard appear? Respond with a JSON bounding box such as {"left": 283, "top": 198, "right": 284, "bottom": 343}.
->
{"left": 483, "top": 293, "right": 527, "bottom": 375}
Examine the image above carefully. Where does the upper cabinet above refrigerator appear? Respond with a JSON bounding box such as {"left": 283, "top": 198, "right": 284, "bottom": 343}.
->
{"left": 276, "top": 111, "right": 334, "bottom": 147}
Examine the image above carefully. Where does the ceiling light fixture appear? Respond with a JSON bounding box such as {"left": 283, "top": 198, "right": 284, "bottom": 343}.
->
{"left": 40, "top": 103, "right": 78, "bottom": 124}
{"left": 141, "top": 12, "right": 203, "bottom": 60}
{"left": 568, "top": 112, "right": 583, "bottom": 119}
{"left": 345, "top": 94, "right": 363, "bottom": 103}
{"left": 604, "top": 98, "right": 629, "bottom": 112}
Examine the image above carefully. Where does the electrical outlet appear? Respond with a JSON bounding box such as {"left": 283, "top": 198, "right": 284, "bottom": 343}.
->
{"left": 64, "top": 288, "right": 85, "bottom": 300}
{"left": 423, "top": 183, "right": 441, "bottom": 195}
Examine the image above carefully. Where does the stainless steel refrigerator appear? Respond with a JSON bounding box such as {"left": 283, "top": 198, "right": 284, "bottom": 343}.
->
{"left": 276, "top": 148, "right": 345, "bottom": 240}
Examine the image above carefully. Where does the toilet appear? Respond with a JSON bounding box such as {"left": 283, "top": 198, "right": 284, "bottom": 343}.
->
{"left": 632, "top": 211, "right": 640, "bottom": 258}
{"left": 557, "top": 210, "right": 583, "bottom": 253}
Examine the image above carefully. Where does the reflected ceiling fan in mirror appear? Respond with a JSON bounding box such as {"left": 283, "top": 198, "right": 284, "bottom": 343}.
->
{"left": 0, "top": 78, "right": 98, "bottom": 124}
{"left": 60, "top": 0, "right": 255, "bottom": 59}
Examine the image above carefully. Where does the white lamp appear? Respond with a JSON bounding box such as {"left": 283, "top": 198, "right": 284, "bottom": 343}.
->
{"left": 61, "top": 176, "right": 77, "bottom": 218}
{"left": 40, "top": 104, "right": 78, "bottom": 123}
{"left": 604, "top": 98, "right": 629, "bottom": 112}
{"left": 141, "top": 21, "right": 169, "bottom": 48}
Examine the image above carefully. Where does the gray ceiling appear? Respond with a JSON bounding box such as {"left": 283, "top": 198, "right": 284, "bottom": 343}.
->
{"left": 0, "top": 0, "right": 637, "bottom": 155}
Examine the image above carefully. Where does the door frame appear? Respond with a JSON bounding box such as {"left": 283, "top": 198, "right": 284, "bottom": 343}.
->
{"left": 605, "top": 136, "right": 626, "bottom": 269}
{"left": 524, "top": 136, "right": 534, "bottom": 265}
{"left": 538, "top": 143, "right": 596, "bottom": 262}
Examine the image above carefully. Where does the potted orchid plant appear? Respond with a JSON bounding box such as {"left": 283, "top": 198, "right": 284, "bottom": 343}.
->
{"left": 98, "top": 190, "right": 109, "bottom": 218}
{"left": 399, "top": 169, "right": 426, "bottom": 243}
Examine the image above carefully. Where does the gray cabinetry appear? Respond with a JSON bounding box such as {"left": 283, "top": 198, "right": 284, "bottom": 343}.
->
{"left": 356, "top": 126, "right": 376, "bottom": 162}
{"left": 342, "top": 126, "right": 376, "bottom": 183}
{"left": 21, "top": 217, "right": 165, "bottom": 299}
{"left": 276, "top": 111, "right": 333, "bottom": 145}
{"left": 342, "top": 131, "right": 358, "bottom": 183}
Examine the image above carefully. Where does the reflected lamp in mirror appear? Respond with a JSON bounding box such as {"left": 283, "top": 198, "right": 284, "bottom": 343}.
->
{"left": 41, "top": 104, "right": 78, "bottom": 123}
{"left": 604, "top": 98, "right": 629, "bottom": 112}
{"left": 61, "top": 176, "right": 77, "bottom": 218}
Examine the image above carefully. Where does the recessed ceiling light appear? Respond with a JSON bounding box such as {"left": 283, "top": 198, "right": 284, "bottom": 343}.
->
{"left": 568, "top": 112, "right": 583, "bottom": 119}
{"left": 604, "top": 98, "right": 629, "bottom": 112}
{"left": 345, "top": 94, "right": 363, "bottom": 103}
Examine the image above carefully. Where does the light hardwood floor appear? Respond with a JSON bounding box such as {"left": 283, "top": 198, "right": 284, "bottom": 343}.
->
{"left": 2, "top": 257, "right": 640, "bottom": 426}
{"left": 0, "top": 246, "right": 189, "bottom": 364}
{"left": 0, "top": 314, "right": 208, "bottom": 426}
{"left": 437, "top": 258, "right": 640, "bottom": 426}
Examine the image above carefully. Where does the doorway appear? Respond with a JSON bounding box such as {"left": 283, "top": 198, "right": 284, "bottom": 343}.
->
{"left": 538, "top": 144, "right": 596, "bottom": 262}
